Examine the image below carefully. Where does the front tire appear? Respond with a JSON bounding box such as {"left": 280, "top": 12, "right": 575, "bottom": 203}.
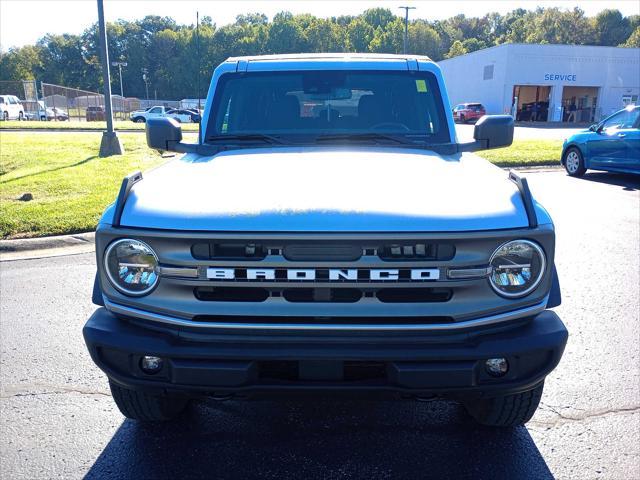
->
{"left": 109, "top": 380, "right": 189, "bottom": 422}
{"left": 463, "top": 383, "right": 544, "bottom": 427}
{"left": 18, "top": 111, "right": 24, "bottom": 121}
{"left": 133, "top": 116, "right": 145, "bottom": 123}
{"left": 564, "top": 147, "right": 586, "bottom": 177}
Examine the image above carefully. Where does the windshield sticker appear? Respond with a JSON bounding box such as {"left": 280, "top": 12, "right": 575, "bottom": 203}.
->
{"left": 415, "top": 79, "right": 428, "bottom": 93}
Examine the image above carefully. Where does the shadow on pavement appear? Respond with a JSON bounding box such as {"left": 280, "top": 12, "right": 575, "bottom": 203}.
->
{"left": 84, "top": 398, "right": 552, "bottom": 479}
{"left": 580, "top": 172, "right": 640, "bottom": 191}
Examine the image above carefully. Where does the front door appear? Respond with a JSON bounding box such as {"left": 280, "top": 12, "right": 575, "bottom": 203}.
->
{"left": 588, "top": 108, "right": 640, "bottom": 170}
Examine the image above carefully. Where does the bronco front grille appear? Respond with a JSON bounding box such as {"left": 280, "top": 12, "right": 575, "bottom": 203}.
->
{"left": 97, "top": 226, "right": 556, "bottom": 326}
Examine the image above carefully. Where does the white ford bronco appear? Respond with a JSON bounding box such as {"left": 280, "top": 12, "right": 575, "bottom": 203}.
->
{"left": 84, "top": 54, "right": 567, "bottom": 426}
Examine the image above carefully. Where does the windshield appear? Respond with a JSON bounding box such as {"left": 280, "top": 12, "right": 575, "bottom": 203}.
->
{"left": 205, "top": 70, "right": 450, "bottom": 144}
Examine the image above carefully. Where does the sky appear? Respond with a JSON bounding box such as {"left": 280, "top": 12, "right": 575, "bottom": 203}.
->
{"left": 1, "top": 0, "right": 639, "bottom": 50}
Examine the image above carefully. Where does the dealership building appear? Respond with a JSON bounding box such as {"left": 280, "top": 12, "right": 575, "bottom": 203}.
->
{"left": 438, "top": 44, "right": 640, "bottom": 123}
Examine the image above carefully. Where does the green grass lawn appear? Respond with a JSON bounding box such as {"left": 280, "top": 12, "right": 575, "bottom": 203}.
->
{"left": 0, "top": 132, "right": 168, "bottom": 238}
{"left": 0, "top": 133, "right": 562, "bottom": 238}
{"left": 0, "top": 120, "right": 200, "bottom": 132}
{"left": 477, "top": 140, "right": 562, "bottom": 167}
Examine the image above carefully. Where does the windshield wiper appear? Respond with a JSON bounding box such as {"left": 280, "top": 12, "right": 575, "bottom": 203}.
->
{"left": 314, "top": 133, "right": 413, "bottom": 145}
{"left": 206, "top": 134, "right": 285, "bottom": 144}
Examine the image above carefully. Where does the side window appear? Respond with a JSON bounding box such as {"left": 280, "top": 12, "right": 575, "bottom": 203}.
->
{"left": 0, "top": 96, "right": 5, "bottom": 104}
{"left": 149, "top": 107, "right": 162, "bottom": 114}
{"left": 602, "top": 109, "right": 639, "bottom": 131}
{"left": 625, "top": 109, "right": 640, "bottom": 129}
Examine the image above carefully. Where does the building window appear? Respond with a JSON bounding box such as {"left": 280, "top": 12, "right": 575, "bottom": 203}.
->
{"left": 483, "top": 65, "right": 494, "bottom": 80}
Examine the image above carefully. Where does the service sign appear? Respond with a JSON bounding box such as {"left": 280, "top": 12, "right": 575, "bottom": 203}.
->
{"left": 544, "top": 73, "right": 577, "bottom": 82}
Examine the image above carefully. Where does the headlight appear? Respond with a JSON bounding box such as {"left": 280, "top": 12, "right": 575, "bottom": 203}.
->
{"left": 104, "top": 239, "right": 159, "bottom": 296}
{"left": 489, "top": 240, "right": 546, "bottom": 298}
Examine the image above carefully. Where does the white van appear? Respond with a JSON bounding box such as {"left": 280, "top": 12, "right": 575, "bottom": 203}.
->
{"left": 0, "top": 95, "right": 25, "bottom": 120}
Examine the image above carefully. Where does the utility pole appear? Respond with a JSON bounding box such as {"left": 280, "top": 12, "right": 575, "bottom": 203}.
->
{"left": 398, "top": 6, "right": 416, "bottom": 54}
{"left": 112, "top": 60, "right": 127, "bottom": 119}
{"left": 97, "top": 0, "right": 123, "bottom": 156}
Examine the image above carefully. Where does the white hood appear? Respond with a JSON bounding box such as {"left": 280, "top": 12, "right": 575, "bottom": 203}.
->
{"left": 119, "top": 147, "right": 531, "bottom": 232}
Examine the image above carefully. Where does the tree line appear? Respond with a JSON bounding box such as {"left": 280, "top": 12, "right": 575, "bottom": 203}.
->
{"left": 1, "top": 7, "right": 638, "bottom": 100}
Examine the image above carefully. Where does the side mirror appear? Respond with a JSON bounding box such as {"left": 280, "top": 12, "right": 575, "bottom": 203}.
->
{"left": 146, "top": 117, "right": 197, "bottom": 153}
{"left": 459, "top": 115, "right": 514, "bottom": 152}
{"left": 146, "top": 117, "right": 182, "bottom": 151}
{"left": 588, "top": 124, "right": 597, "bottom": 132}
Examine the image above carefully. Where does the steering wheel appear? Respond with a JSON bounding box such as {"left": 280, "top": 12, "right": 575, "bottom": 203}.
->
{"left": 371, "top": 122, "right": 411, "bottom": 131}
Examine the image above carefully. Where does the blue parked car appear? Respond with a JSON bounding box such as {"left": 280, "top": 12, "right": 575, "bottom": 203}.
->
{"left": 561, "top": 105, "right": 640, "bottom": 177}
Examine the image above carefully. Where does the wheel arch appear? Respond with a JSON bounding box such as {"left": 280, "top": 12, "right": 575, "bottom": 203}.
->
{"left": 561, "top": 142, "right": 587, "bottom": 167}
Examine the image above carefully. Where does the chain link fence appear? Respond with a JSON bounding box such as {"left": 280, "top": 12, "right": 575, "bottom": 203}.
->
{"left": 2, "top": 79, "right": 183, "bottom": 122}
{"left": 41, "top": 83, "right": 182, "bottom": 121}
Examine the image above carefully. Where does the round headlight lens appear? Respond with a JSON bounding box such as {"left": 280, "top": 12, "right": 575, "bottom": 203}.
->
{"left": 489, "top": 240, "right": 546, "bottom": 298}
{"left": 104, "top": 239, "right": 159, "bottom": 296}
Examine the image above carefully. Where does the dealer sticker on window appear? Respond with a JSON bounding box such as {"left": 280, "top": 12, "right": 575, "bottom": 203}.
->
{"left": 415, "top": 79, "right": 428, "bottom": 93}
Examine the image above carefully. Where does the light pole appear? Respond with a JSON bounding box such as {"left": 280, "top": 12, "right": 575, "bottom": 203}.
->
{"left": 398, "top": 6, "right": 416, "bottom": 54}
{"left": 97, "top": 0, "right": 123, "bottom": 156}
{"left": 111, "top": 60, "right": 127, "bottom": 119}
{"left": 141, "top": 68, "right": 150, "bottom": 105}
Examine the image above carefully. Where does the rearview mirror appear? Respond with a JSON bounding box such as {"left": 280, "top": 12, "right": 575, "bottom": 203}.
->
{"left": 146, "top": 117, "right": 197, "bottom": 153}
{"left": 458, "top": 115, "right": 514, "bottom": 152}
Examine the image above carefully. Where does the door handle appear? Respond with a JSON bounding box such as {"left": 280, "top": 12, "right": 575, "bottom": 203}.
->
{"left": 618, "top": 133, "right": 626, "bottom": 138}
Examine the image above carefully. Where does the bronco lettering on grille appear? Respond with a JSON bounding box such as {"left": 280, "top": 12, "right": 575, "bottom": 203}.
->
{"left": 206, "top": 268, "right": 440, "bottom": 281}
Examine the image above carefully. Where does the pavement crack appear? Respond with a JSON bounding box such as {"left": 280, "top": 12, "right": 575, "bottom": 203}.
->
{"left": 1, "top": 386, "right": 110, "bottom": 398}
{"left": 533, "top": 402, "right": 640, "bottom": 426}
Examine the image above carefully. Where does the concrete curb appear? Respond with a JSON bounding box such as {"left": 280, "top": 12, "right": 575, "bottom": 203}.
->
{"left": 0, "top": 232, "right": 95, "bottom": 253}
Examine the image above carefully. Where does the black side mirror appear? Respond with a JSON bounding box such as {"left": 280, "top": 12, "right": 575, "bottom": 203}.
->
{"left": 146, "top": 117, "right": 197, "bottom": 153}
{"left": 459, "top": 115, "right": 514, "bottom": 152}
{"left": 146, "top": 117, "right": 181, "bottom": 151}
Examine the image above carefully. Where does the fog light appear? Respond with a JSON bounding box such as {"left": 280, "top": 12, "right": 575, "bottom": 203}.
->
{"left": 485, "top": 357, "right": 509, "bottom": 377}
{"left": 140, "top": 355, "right": 163, "bottom": 374}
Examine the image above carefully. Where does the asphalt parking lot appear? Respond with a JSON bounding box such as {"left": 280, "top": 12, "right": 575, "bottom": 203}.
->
{"left": 1, "top": 170, "right": 639, "bottom": 479}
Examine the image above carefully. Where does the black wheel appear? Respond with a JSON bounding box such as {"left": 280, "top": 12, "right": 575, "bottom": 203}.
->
{"left": 133, "top": 116, "right": 145, "bottom": 123}
{"left": 109, "top": 380, "right": 189, "bottom": 422}
{"left": 463, "top": 383, "right": 544, "bottom": 427}
{"left": 563, "top": 147, "right": 586, "bottom": 177}
{"left": 460, "top": 115, "right": 466, "bottom": 124}
{"left": 18, "top": 111, "right": 24, "bottom": 121}
{"left": 3, "top": 111, "right": 8, "bottom": 121}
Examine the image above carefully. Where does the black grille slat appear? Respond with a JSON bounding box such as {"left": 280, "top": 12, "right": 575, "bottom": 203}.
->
{"left": 283, "top": 244, "right": 362, "bottom": 261}
{"left": 376, "top": 288, "right": 452, "bottom": 303}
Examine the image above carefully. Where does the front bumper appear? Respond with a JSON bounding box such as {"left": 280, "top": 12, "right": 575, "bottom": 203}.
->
{"left": 83, "top": 308, "right": 567, "bottom": 399}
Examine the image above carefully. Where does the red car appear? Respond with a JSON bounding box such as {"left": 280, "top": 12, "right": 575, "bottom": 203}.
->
{"left": 453, "top": 103, "right": 486, "bottom": 123}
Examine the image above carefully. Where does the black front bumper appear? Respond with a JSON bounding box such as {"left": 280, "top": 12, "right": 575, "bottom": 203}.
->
{"left": 83, "top": 308, "right": 567, "bottom": 399}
